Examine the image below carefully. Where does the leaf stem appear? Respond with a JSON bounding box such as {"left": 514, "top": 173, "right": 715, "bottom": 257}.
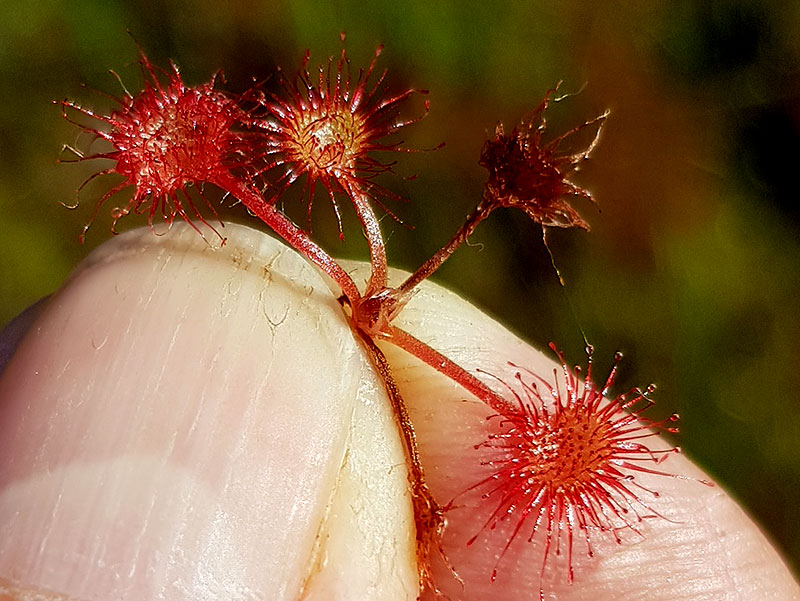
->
{"left": 399, "top": 201, "right": 491, "bottom": 294}
{"left": 215, "top": 172, "right": 362, "bottom": 302}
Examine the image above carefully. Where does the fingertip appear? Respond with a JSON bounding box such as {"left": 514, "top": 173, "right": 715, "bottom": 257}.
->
{"left": 0, "top": 224, "right": 418, "bottom": 601}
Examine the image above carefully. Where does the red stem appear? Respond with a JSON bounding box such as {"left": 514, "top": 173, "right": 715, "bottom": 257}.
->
{"left": 347, "top": 181, "right": 388, "bottom": 296}
{"left": 399, "top": 202, "right": 490, "bottom": 294}
{"left": 214, "top": 171, "right": 361, "bottom": 302}
{"left": 386, "top": 324, "right": 511, "bottom": 414}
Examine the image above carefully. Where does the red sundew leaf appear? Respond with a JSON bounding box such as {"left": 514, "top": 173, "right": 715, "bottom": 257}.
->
{"left": 460, "top": 344, "right": 685, "bottom": 599}
{"left": 251, "top": 35, "right": 430, "bottom": 238}
{"left": 58, "top": 51, "right": 257, "bottom": 242}
{"left": 479, "top": 86, "right": 609, "bottom": 231}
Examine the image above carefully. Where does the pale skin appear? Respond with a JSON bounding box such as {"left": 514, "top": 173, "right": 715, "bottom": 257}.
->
{"left": 0, "top": 223, "right": 797, "bottom": 601}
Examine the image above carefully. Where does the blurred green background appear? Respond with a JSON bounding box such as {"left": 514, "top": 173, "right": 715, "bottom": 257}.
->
{"left": 1, "top": 0, "right": 799, "bottom": 578}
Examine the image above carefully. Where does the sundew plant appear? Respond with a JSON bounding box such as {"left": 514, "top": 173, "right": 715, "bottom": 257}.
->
{"left": 55, "top": 37, "right": 701, "bottom": 600}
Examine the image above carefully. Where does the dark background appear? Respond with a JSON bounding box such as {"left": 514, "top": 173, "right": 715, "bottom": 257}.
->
{"left": 1, "top": 0, "right": 799, "bottom": 577}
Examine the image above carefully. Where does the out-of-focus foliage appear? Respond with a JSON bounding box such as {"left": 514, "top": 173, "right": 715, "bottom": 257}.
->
{"left": 1, "top": 0, "right": 798, "bottom": 575}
